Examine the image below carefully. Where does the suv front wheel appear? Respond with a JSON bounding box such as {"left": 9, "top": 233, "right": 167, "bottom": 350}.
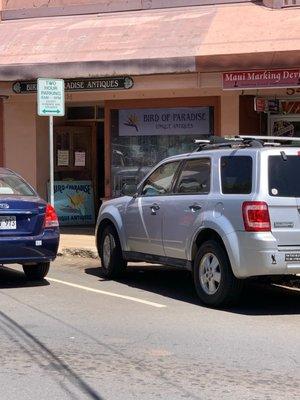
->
{"left": 193, "top": 240, "right": 243, "bottom": 307}
{"left": 98, "top": 224, "right": 127, "bottom": 279}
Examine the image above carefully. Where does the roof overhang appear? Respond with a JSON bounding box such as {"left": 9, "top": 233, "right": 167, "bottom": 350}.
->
{"left": 0, "top": 2, "right": 299, "bottom": 81}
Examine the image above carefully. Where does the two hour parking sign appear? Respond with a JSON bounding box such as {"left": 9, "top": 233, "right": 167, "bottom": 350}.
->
{"left": 37, "top": 78, "right": 65, "bottom": 207}
{"left": 37, "top": 78, "right": 65, "bottom": 117}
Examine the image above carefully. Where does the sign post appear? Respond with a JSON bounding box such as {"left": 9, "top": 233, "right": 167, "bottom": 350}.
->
{"left": 37, "top": 78, "right": 65, "bottom": 206}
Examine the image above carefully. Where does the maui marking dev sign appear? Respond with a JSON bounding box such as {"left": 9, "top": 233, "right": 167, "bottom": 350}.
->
{"left": 37, "top": 78, "right": 65, "bottom": 116}
{"left": 223, "top": 69, "right": 300, "bottom": 90}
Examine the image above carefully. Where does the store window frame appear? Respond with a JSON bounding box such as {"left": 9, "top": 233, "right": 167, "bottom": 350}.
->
{"left": 105, "top": 97, "right": 221, "bottom": 199}
{"left": 268, "top": 114, "right": 300, "bottom": 137}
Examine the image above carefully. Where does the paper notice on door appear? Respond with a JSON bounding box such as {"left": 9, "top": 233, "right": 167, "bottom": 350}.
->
{"left": 75, "top": 151, "right": 86, "bottom": 167}
{"left": 57, "top": 150, "right": 69, "bottom": 166}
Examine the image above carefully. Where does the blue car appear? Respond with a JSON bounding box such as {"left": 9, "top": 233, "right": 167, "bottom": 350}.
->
{"left": 0, "top": 168, "right": 59, "bottom": 280}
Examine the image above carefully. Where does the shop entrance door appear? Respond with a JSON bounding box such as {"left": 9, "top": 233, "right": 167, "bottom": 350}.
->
{"left": 269, "top": 115, "right": 300, "bottom": 137}
{"left": 54, "top": 126, "right": 93, "bottom": 180}
{"left": 54, "top": 125, "right": 96, "bottom": 225}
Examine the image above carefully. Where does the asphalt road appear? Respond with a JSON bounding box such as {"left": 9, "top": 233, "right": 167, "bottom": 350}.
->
{"left": 0, "top": 257, "right": 299, "bottom": 400}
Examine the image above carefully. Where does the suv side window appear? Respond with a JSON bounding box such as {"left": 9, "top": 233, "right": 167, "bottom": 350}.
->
{"left": 175, "top": 158, "right": 211, "bottom": 194}
{"left": 221, "top": 156, "right": 252, "bottom": 194}
{"left": 141, "top": 161, "right": 180, "bottom": 196}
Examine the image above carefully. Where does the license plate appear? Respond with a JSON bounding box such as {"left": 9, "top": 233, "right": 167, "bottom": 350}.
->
{"left": 0, "top": 216, "right": 16, "bottom": 230}
{"left": 285, "top": 253, "right": 300, "bottom": 262}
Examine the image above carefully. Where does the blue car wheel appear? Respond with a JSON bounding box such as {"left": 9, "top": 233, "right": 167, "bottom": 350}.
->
{"left": 23, "top": 262, "right": 50, "bottom": 280}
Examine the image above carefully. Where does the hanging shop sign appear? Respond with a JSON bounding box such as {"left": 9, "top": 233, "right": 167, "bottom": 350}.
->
{"left": 223, "top": 69, "right": 300, "bottom": 90}
{"left": 118, "top": 107, "right": 211, "bottom": 136}
{"left": 12, "top": 76, "right": 134, "bottom": 94}
{"left": 48, "top": 180, "right": 95, "bottom": 226}
{"left": 254, "top": 98, "right": 279, "bottom": 113}
{"left": 254, "top": 98, "right": 300, "bottom": 114}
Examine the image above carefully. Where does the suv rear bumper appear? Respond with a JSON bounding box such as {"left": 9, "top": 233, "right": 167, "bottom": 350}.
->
{"left": 0, "top": 228, "right": 59, "bottom": 264}
{"left": 227, "top": 231, "right": 300, "bottom": 278}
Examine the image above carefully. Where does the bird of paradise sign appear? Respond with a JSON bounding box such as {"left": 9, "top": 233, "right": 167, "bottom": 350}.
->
{"left": 118, "top": 107, "right": 211, "bottom": 136}
{"left": 48, "top": 181, "right": 95, "bottom": 225}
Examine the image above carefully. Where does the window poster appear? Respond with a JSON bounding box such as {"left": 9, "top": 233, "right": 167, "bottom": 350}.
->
{"left": 75, "top": 151, "right": 86, "bottom": 167}
{"left": 57, "top": 150, "right": 69, "bottom": 166}
{"left": 49, "top": 181, "right": 95, "bottom": 226}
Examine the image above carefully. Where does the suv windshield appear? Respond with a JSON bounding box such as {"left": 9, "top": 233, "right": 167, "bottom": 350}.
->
{"left": 0, "top": 174, "right": 36, "bottom": 196}
{"left": 269, "top": 155, "right": 300, "bottom": 197}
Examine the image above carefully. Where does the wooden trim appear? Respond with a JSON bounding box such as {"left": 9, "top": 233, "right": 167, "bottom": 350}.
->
{"left": 105, "top": 97, "right": 220, "bottom": 110}
{"left": 104, "top": 102, "right": 112, "bottom": 199}
{"left": 0, "top": 99, "right": 4, "bottom": 167}
{"left": 214, "top": 96, "right": 221, "bottom": 136}
{"left": 104, "top": 96, "right": 221, "bottom": 198}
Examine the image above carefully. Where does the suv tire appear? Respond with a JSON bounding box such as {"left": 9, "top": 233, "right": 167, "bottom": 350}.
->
{"left": 193, "top": 240, "right": 243, "bottom": 307}
{"left": 98, "top": 224, "right": 127, "bottom": 279}
{"left": 23, "top": 262, "right": 50, "bottom": 281}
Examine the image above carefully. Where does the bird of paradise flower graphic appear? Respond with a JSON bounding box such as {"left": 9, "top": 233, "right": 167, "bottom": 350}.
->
{"left": 60, "top": 193, "right": 86, "bottom": 215}
{"left": 124, "top": 114, "right": 139, "bottom": 132}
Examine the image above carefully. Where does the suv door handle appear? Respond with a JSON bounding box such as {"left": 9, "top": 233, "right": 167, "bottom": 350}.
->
{"left": 150, "top": 203, "right": 160, "bottom": 215}
{"left": 189, "top": 203, "right": 202, "bottom": 212}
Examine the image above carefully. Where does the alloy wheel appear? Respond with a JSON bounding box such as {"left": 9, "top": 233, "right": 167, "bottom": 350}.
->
{"left": 199, "top": 252, "right": 221, "bottom": 295}
{"left": 102, "top": 233, "right": 116, "bottom": 269}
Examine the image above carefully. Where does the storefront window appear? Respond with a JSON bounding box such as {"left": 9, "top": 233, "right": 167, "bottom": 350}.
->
{"left": 270, "top": 118, "right": 300, "bottom": 137}
{"left": 111, "top": 107, "right": 214, "bottom": 197}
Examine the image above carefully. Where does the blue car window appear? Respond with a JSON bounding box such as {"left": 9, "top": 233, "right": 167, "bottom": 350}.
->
{"left": 0, "top": 175, "right": 35, "bottom": 196}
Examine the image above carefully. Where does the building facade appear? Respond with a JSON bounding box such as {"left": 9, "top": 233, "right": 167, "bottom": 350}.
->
{"left": 0, "top": 0, "right": 299, "bottom": 224}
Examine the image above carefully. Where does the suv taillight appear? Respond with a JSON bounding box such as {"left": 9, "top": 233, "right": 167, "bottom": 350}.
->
{"left": 44, "top": 203, "right": 59, "bottom": 228}
{"left": 242, "top": 201, "right": 271, "bottom": 232}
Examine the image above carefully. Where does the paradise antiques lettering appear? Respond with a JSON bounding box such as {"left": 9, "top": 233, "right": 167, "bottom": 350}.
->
{"left": 12, "top": 77, "right": 134, "bottom": 94}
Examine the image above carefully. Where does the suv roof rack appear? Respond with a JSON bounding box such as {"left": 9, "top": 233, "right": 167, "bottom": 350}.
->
{"left": 194, "top": 135, "right": 300, "bottom": 152}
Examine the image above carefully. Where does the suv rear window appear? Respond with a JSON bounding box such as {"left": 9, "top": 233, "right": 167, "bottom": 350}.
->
{"left": 221, "top": 156, "right": 252, "bottom": 194}
{"left": 269, "top": 155, "right": 300, "bottom": 197}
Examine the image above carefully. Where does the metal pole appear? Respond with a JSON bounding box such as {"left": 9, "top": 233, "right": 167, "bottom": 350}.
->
{"left": 49, "top": 115, "right": 54, "bottom": 206}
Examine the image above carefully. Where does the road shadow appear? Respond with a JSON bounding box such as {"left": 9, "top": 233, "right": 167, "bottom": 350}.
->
{"left": 0, "top": 266, "right": 50, "bottom": 289}
{"left": 85, "top": 264, "right": 300, "bottom": 316}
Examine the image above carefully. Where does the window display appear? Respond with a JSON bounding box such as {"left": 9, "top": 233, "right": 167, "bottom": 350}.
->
{"left": 111, "top": 107, "right": 214, "bottom": 197}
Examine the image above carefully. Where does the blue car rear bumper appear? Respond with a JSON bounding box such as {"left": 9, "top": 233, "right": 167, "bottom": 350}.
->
{"left": 0, "top": 228, "right": 59, "bottom": 264}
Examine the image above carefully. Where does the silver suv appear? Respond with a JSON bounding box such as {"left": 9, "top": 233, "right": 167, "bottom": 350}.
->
{"left": 96, "top": 136, "right": 300, "bottom": 307}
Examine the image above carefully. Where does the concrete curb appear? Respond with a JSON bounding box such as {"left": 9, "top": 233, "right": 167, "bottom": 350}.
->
{"left": 58, "top": 247, "right": 98, "bottom": 259}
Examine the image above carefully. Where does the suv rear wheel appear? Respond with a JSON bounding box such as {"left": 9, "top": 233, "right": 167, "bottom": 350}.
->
{"left": 98, "top": 224, "right": 127, "bottom": 279}
{"left": 193, "top": 240, "right": 243, "bottom": 307}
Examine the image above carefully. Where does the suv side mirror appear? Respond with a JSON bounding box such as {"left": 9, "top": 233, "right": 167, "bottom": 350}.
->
{"left": 121, "top": 183, "right": 138, "bottom": 197}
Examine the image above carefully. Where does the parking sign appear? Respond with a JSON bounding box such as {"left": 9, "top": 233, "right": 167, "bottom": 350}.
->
{"left": 37, "top": 78, "right": 65, "bottom": 117}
